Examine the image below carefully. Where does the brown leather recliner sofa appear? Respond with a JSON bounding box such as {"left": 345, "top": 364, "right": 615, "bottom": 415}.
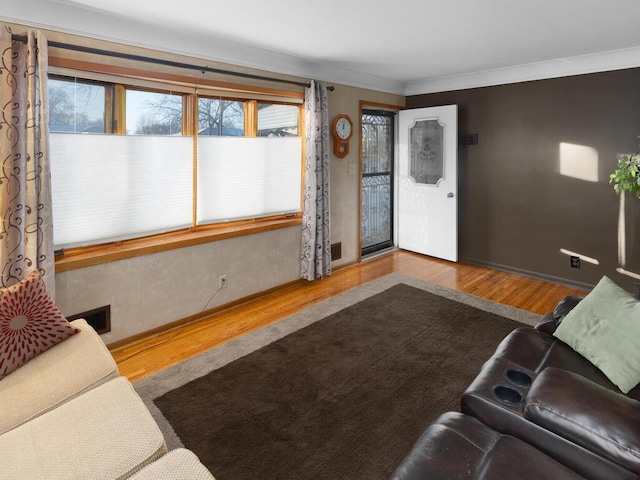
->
{"left": 390, "top": 296, "right": 640, "bottom": 480}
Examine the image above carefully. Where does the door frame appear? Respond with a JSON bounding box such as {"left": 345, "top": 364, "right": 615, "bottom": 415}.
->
{"left": 357, "top": 101, "right": 405, "bottom": 262}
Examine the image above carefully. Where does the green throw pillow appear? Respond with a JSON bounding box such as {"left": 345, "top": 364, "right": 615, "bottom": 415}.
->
{"left": 554, "top": 276, "right": 640, "bottom": 394}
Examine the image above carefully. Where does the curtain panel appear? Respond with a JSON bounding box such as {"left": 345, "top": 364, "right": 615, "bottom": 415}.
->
{"left": 0, "top": 27, "right": 55, "bottom": 295}
{"left": 300, "top": 80, "right": 331, "bottom": 281}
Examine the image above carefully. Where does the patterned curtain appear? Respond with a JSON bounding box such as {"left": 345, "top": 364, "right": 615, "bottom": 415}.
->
{"left": 300, "top": 80, "right": 331, "bottom": 281}
{"left": 0, "top": 27, "right": 55, "bottom": 296}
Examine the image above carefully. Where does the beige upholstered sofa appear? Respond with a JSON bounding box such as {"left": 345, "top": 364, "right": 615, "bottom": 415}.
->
{"left": 0, "top": 318, "right": 216, "bottom": 480}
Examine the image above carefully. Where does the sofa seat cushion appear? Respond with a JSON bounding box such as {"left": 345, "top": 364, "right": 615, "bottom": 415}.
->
{"left": 389, "top": 412, "right": 585, "bottom": 480}
{"left": 0, "top": 318, "right": 119, "bottom": 434}
{"left": 0, "top": 377, "right": 166, "bottom": 480}
{"left": 524, "top": 368, "right": 640, "bottom": 475}
{"left": 492, "top": 327, "right": 640, "bottom": 401}
{"left": 129, "top": 449, "right": 216, "bottom": 480}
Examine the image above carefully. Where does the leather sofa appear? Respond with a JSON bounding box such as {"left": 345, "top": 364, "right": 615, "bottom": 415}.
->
{"left": 390, "top": 411, "right": 586, "bottom": 480}
{"left": 390, "top": 296, "right": 640, "bottom": 480}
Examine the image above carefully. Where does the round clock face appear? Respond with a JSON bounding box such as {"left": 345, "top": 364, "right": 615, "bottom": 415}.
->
{"left": 336, "top": 117, "right": 352, "bottom": 140}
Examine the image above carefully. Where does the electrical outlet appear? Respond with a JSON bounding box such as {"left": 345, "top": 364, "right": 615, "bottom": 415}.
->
{"left": 570, "top": 256, "right": 581, "bottom": 269}
{"left": 219, "top": 274, "right": 227, "bottom": 289}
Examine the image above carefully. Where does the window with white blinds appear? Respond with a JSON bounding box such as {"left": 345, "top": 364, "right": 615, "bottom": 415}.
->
{"left": 50, "top": 134, "right": 193, "bottom": 248}
{"left": 48, "top": 70, "right": 303, "bottom": 250}
{"left": 197, "top": 137, "right": 302, "bottom": 224}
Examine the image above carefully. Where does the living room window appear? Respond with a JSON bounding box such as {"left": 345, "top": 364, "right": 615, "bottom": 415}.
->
{"left": 198, "top": 98, "right": 245, "bottom": 136}
{"left": 125, "top": 89, "right": 184, "bottom": 135}
{"left": 257, "top": 103, "right": 299, "bottom": 137}
{"left": 48, "top": 71, "right": 303, "bottom": 253}
{"left": 49, "top": 77, "right": 110, "bottom": 133}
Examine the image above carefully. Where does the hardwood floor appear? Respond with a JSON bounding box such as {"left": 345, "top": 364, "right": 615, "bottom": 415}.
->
{"left": 110, "top": 250, "right": 588, "bottom": 382}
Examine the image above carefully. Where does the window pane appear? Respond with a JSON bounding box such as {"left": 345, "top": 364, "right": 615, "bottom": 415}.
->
{"left": 258, "top": 103, "right": 298, "bottom": 137}
{"left": 197, "top": 137, "right": 301, "bottom": 224}
{"left": 48, "top": 78, "right": 106, "bottom": 133}
{"left": 410, "top": 119, "right": 443, "bottom": 185}
{"left": 50, "top": 133, "right": 193, "bottom": 248}
{"left": 126, "top": 90, "right": 183, "bottom": 135}
{"left": 198, "top": 98, "right": 245, "bottom": 136}
{"left": 362, "top": 113, "right": 392, "bottom": 174}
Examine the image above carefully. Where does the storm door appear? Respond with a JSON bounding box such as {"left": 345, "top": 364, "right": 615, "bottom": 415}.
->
{"left": 361, "top": 110, "right": 395, "bottom": 256}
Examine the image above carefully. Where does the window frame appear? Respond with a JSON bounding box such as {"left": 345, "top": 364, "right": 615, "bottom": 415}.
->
{"left": 48, "top": 57, "right": 305, "bottom": 272}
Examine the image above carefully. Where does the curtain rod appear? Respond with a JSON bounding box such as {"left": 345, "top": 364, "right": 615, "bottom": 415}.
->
{"left": 11, "top": 34, "right": 311, "bottom": 89}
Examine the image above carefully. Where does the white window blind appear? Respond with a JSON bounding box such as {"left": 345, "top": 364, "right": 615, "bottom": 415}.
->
{"left": 50, "top": 134, "right": 193, "bottom": 249}
{"left": 197, "top": 137, "right": 302, "bottom": 224}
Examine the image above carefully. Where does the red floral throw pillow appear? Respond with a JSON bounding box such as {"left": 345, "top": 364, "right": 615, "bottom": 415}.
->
{"left": 0, "top": 270, "right": 79, "bottom": 379}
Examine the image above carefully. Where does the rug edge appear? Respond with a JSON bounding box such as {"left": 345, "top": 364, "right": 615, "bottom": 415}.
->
{"left": 134, "top": 273, "right": 542, "bottom": 449}
{"left": 136, "top": 273, "right": 541, "bottom": 398}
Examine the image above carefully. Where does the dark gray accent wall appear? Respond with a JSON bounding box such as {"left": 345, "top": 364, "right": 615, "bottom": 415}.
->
{"left": 407, "top": 68, "right": 640, "bottom": 291}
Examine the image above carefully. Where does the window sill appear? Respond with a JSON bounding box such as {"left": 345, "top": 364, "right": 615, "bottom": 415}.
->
{"left": 54, "top": 217, "right": 302, "bottom": 273}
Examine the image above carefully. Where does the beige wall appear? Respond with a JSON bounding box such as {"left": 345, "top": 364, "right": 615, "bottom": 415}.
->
{"left": 20, "top": 25, "right": 405, "bottom": 344}
{"left": 327, "top": 86, "right": 404, "bottom": 268}
{"left": 55, "top": 227, "right": 302, "bottom": 345}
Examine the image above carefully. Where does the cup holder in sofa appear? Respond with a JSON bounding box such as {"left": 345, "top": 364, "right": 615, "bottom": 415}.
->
{"left": 505, "top": 369, "right": 532, "bottom": 387}
{"left": 493, "top": 385, "right": 522, "bottom": 405}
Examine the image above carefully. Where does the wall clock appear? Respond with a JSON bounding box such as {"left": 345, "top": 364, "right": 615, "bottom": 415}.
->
{"left": 332, "top": 114, "right": 353, "bottom": 158}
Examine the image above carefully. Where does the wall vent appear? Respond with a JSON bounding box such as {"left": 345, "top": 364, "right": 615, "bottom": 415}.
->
{"left": 68, "top": 305, "right": 111, "bottom": 335}
{"left": 331, "top": 242, "right": 342, "bottom": 261}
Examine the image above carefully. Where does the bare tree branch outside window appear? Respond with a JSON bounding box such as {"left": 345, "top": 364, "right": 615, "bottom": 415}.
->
{"left": 198, "top": 99, "right": 244, "bottom": 136}
{"left": 48, "top": 78, "right": 106, "bottom": 133}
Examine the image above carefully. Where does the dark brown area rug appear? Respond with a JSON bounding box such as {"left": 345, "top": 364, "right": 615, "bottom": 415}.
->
{"left": 146, "top": 280, "right": 539, "bottom": 480}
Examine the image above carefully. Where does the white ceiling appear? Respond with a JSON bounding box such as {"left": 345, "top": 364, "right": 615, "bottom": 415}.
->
{"left": 5, "top": 0, "right": 640, "bottom": 95}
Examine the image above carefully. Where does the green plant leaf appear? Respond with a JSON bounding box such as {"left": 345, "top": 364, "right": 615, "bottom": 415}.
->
{"left": 610, "top": 150, "right": 640, "bottom": 197}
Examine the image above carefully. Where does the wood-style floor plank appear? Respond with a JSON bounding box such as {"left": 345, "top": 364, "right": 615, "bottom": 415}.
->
{"left": 110, "top": 251, "right": 588, "bottom": 382}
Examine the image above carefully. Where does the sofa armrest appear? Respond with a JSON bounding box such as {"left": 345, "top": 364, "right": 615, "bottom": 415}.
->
{"left": 0, "top": 319, "right": 119, "bottom": 435}
{"left": 534, "top": 313, "right": 557, "bottom": 334}
{"left": 553, "top": 295, "right": 583, "bottom": 319}
{"left": 534, "top": 296, "right": 584, "bottom": 333}
{"left": 524, "top": 367, "right": 640, "bottom": 474}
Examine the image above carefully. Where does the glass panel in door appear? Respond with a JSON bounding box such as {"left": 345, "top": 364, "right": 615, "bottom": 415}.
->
{"left": 361, "top": 110, "right": 395, "bottom": 256}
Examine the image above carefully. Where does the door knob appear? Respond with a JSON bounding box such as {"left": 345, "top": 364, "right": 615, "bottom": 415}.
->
{"left": 447, "top": 192, "right": 455, "bottom": 198}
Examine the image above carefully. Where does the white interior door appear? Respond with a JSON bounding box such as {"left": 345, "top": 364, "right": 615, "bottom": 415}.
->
{"left": 398, "top": 105, "right": 458, "bottom": 261}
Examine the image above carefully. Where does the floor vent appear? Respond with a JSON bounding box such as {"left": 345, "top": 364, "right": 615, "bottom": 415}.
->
{"left": 68, "top": 305, "right": 111, "bottom": 335}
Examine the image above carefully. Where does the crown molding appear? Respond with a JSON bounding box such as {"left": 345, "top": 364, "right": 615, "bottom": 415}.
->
{"left": 405, "top": 46, "right": 640, "bottom": 96}
{"left": 4, "top": 0, "right": 640, "bottom": 98}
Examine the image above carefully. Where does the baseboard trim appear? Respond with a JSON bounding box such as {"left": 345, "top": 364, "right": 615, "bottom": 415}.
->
{"left": 461, "top": 257, "right": 594, "bottom": 291}
{"left": 108, "top": 259, "right": 369, "bottom": 350}
{"left": 107, "top": 277, "right": 307, "bottom": 350}
{"left": 362, "top": 246, "right": 398, "bottom": 261}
